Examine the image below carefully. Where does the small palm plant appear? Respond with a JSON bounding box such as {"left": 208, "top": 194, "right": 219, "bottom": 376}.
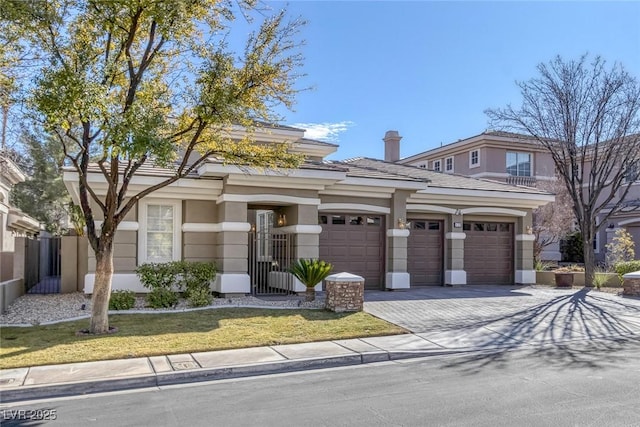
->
{"left": 289, "top": 259, "right": 333, "bottom": 302}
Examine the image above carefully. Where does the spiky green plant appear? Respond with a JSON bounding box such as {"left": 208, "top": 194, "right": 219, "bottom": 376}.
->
{"left": 289, "top": 259, "right": 333, "bottom": 302}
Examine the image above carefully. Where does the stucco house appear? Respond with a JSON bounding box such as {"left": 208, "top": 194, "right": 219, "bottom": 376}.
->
{"left": 1, "top": 153, "right": 42, "bottom": 312}
{"left": 62, "top": 126, "right": 554, "bottom": 296}
{"left": 397, "top": 131, "right": 640, "bottom": 263}
{"left": 1, "top": 153, "right": 41, "bottom": 282}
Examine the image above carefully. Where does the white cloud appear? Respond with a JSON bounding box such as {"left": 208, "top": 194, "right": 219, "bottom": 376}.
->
{"left": 292, "top": 121, "right": 355, "bottom": 142}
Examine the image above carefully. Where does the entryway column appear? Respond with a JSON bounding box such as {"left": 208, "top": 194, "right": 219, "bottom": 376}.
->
{"left": 515, "top": 211, "right": 536, "bottom": 284}
{"left": 445, "top": 213, "right": 467, "bottom": 285}
{"left": 386, "top": 191, "right": 410, "bottom": 289}
{"left": 279, "top": 204, "right": 321, "bottom": 260}
{"left": 214, "top": 201, "right": 251, "bottom": 296}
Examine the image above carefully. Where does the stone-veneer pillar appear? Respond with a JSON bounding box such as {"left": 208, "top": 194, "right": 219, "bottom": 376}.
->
{"left": 515, "top": 211, "right": 536, "bottom": 284}
{"left": 445, "top": 214, "right": 466, "bottom": 285}
{"left": 214, "top": 200, "right": 251, "bottom": 296}
{"left": 386, "top": 191, "right": 410, "bottom": 289}
{"left": 325, "top": 272, "right": 364, "bottom": 312}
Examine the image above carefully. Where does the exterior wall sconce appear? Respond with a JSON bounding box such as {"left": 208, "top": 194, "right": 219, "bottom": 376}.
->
{"left": 397, "top": 218, "right": 407, "bottom": 229}
{"left": 250, "top": 223, "right": 256, "bottom": 233}
{"left": 277, "top": 214, "right": 286, "bottom": 227}
{"left": 526, "top": 225, "right": 533, "bottom": 235}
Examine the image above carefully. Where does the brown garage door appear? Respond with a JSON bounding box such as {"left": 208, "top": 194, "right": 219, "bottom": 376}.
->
{"left": 464, "top": 221, "right": 514, "bottom": 285}
{"left": 319, "top": 214, "right": 385, "bottom": 289}
{"left": 407, "top": 220, "right": 443, "bottom": 285}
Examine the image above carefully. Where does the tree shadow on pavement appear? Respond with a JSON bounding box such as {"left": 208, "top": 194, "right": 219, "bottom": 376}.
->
{"left": 438, "top": 288, "right": 640, "bottom": 374}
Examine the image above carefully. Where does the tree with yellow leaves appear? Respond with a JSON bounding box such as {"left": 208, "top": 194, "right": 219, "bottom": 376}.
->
{"left": 2, "top": 0, "right": 306, "bottom": 334}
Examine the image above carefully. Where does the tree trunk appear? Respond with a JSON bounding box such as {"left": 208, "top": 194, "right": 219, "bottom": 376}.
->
{"left": 90, "top": 243, "right": 114, "bottom": 334}
{"left": 305, "top": 286, "right": 315, "bottom": 302}
{"left": 582, "top": 227, "right": 595, "bottom": 288}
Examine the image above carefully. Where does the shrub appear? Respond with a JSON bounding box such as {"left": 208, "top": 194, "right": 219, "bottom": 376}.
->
{"left": 136, "top": 262, "right": 179, "bottom": 290}
{"left": 146, "top": 287, "right": 179, "bottom": 309}
{"left": 136, "top": 261, "right": 216, "bottom": 308}
{"left": 289, "top": 258, "right": 333, "bottom": 302}
{"left": 592, "top": 268, "right": 611, "bottom": 290}
{"left": 109, "top": 290, "right": 136, "bottom": 310}
{"left": 534, "top": 260, "right": 556, "bottom": 272}
{"left": 554, "top": 264, "right": 584, "bottom": 273}
{"left": 185, "top": 286, "right": 213, "bottom": 307}
{"left": 614, "top": 260, "right": 640, "bottom": 281}
{"left": 560, "top": 232, "right": 584, "bottom": 263}
{"left": 605, "top": 228, "right": 635, "bottom": 268}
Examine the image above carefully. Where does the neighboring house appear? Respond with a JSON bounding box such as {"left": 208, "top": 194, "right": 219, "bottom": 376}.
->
{"left": 62, "top": 126, "right": 553, "bottom": 295}
{"left": 0, "top": 153, "right": 40, "bottom": 282}
{"left": 1, "top": 153, "right": 41, "bottom": 312}
{"left": 397, "top": 131, "right": 640, "bottom": 263}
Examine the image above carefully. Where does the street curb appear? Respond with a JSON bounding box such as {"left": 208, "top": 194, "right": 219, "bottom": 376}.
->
{"left": 5, "top": 336, "right": 636, "bottom": 404}
{"left": 0, "top": 350, "right": 469, "bottom": 403}
{"left": 0, "top": 375, "right": 158, "bottom": 403}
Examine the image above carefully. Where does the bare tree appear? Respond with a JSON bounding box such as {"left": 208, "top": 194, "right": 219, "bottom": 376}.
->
{"left": 487, "top": 55, "right": 640, "bottom": 286}
{"left": 532, "top": 178, "right": 574, "bottom": 263}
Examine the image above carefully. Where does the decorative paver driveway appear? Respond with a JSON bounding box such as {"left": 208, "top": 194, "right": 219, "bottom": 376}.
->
{"left": 364, "top": 286, "right": 640, "bottom": 348}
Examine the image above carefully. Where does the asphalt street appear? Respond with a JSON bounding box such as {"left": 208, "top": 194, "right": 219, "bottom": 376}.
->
{"left": 3, "top": 341, "right": 639, "bottom": 427}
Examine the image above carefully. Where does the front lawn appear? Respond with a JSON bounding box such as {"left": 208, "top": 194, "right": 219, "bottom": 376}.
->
{"left": 0, "top": 308, "right": 406, "bottom": 369}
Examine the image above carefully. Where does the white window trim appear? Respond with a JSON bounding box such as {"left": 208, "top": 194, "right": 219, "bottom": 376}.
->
{"left": 256, "top": 209, "right": 274, "bottom": 262}
{"left": 138, "top": 198, "right": 182, "bottom": 265}
{"left": 469, "top": 149, "right": 480, "bottom": 169}
{"left": 506, "top": 151, "right": 534, "bottom": 177}
{"left": 433, "top": 159, "right": 442, "bottom": 172}
{"left": 445, "top": 156, "right": 454, "bottom": 173}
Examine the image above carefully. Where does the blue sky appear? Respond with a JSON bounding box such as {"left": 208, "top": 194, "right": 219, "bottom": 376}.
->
{"left": 264, "top": 1, "right": 640, "bottom": 160}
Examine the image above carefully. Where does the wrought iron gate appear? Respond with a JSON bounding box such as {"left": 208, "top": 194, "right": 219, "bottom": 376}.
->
{"left": 24, "top": 236, "right": 61, "bottom": 294}
{"left": 248, "top": 230, "right": 294, "bottom": 295}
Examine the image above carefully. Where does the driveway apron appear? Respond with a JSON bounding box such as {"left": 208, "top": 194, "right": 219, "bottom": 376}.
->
{"left": 363, "top": 286, "right": 640, "bottom": 349}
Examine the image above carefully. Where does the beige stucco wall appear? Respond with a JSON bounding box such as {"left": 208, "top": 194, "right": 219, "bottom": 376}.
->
{"left": 534, "top": 151, "right": 555, "bottom": 177}
{"left": 87, "top": 230, "right": 137, "bottom": 273}
{"left": 319, "top": 195, "right": 390, "bottom": 209}
{"left": 225, "top": 185, "right": 318, "bottom": 199}
{"left": 183, "top": 200, "right": 217, "bottom": 223}
{"left": 0, "top": 252, "right": 13, "bottom": 282}
{"left": 60, "top": 235, "right": 89, "bottom": 292}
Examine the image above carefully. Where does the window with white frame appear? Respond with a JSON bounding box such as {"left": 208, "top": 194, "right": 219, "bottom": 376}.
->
{"left": 469, "top": 149, "right": 480, "bottom": 168}
{"left": 506, "top": 152, "right": 532, "bottom": 176}
{"left": 433, "top": 159, "right": 441, "bottom": 172}
{"left": 256, "top": 210, "right": 274, "bottom": 261}
{"left": 445, "top": 156, "right": 454, "bottom": 173}
{"left": 138, "top": 199, "right": 182, "bottom": 264}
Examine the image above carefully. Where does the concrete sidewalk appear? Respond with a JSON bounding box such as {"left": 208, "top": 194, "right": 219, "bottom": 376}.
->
{"left": 2, "top": 286, "right": 639, "bottom": 403}
{"left": 2, "top": 329, "right": 638, "bottom": 404}
{"left": 0, "top": 333, "right": 465, "bottom": 403}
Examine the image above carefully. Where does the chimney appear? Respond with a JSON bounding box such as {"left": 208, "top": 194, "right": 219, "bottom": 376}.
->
{"left": 383, "top": 130, "right": 402, "bottom": 162}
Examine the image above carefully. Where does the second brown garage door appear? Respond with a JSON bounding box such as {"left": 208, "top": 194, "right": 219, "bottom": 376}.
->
{"left": 464, "top": 221, "right": 514, "bottom": 285}
{"left": 319, "top": 214, "right": 385, "bottom": 289}
{"left": 407, "top": 220, "right": 443, "bottom": 285}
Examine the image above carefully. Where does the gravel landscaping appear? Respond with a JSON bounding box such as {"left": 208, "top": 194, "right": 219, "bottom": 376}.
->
{"left": 0, "top": 292, "right": 326, "bottom": 326}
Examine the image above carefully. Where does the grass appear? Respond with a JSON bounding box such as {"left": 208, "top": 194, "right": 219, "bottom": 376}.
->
{"left": 0, "top": 308, "right": 406, "bottom": 369}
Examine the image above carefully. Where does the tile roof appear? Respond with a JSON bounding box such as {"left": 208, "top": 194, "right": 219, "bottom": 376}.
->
{"left": 69, "top": 156, "right": 551, "bottom": 196}
{"left": 339, "top": 157, "right": 552, "bottom": 195}
{"left": 298, "top": 138, "right": 339, "bottom": 148}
